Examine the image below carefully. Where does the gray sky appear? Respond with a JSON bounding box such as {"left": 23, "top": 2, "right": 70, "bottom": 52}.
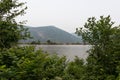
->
{"left": 19, "top": 0, "right": 120, "bottom": 32}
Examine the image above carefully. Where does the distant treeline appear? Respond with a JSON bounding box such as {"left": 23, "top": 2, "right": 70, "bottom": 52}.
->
{"left": 18, "top": 41, "right": 88, "bottom": 45}
{"left": 18, "top": 39, "right": 89, "bottom": 45}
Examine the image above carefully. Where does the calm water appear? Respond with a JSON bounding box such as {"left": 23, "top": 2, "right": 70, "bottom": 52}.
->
{"left": 35, "top": 45, "right": 91, "bottom": 61}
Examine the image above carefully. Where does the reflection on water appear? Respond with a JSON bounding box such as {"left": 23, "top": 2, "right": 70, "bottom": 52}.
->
{"left": 35, "top": 45, "right": 91, "bottom": 61}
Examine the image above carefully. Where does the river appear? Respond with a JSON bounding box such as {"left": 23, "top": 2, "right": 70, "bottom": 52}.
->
{"left": 33, "top": 45, "right": 91, "bottom": 61}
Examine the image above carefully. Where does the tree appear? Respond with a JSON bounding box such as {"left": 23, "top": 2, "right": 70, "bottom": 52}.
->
{"left": 76, "top": 15, "right": 120, "bottom": 79}
{"left": 0, "top": 0, "right": 30, "bottom": 49}
{"left": 31, "top": 40, "right": 41, "bottom": 44}
{"left": 47, "top": 40, "right": 52, "bottom": 44}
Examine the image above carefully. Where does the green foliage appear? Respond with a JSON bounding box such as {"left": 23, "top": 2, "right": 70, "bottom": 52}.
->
{"left": 0, "top": 46, "right": 87, "bottom": 80}
{"left": 63, "top": 56, "right": 85, "bottom": 80}
{"left": 47, "top": 40, "right": 52, "bottom": 44}
{"left": 0, "top": 0, "right": 30, "bottom": 49}
{"left": 0, "top": 46, "right": 67, "bottom": 80}
{"left": 31, "top": 40, "right": 41, "bottom": 44}
{"left": 76, "top": 15, "right": 114, "bottom": 45}
{"left": 76, "top": 15, "right": 120, "bottom": 79}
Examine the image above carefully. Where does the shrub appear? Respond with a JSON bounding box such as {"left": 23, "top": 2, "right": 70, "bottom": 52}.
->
{"left": 0, "top": 46, "right": 67, "bottom": 80}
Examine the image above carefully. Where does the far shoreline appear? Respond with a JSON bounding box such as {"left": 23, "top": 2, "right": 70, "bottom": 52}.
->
{"left": 18, "top": 43, "right": 89, "bottom": 45}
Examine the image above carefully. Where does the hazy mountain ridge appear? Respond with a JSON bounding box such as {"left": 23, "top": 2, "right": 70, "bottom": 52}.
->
{"left": 21, "top": 26, "right": 82, "bottom": 43}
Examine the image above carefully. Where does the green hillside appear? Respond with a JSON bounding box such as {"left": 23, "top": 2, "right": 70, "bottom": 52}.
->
{"left": 21, "top": 26, "right": 82, "bottom": 43}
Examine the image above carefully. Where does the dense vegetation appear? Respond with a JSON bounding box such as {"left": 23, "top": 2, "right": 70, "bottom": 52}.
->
{"left": 0, "top": 0, "right": 30, "bottom": 49}
{"left": 0, "top": 46, "right": 67, "bottom": 79}
{"left": 0, "top": 0, "right": 120, "bottom": 80}
{"left": 76, "top": 16, "right": 120, "bottom": 79}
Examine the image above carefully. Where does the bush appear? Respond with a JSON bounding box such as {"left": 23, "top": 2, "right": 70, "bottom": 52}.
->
{"left": 63, "top": 56, "right": 85, "bottom": 80}
{"left": 0, "top": 46, "right": 67, "bottom": 80}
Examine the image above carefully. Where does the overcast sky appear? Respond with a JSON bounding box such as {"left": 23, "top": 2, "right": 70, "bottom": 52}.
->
{"left": 19, "top": 0, "right": 120, "bottom": 32}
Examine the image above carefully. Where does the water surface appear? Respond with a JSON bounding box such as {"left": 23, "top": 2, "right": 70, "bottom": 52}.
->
{"left": 35, "top": 45, "right": 91, "bottom": 61}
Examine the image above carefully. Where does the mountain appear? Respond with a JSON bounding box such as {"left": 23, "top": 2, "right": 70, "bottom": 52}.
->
{"left": 21, "top": 26, "right": 82, "bottom": 43}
